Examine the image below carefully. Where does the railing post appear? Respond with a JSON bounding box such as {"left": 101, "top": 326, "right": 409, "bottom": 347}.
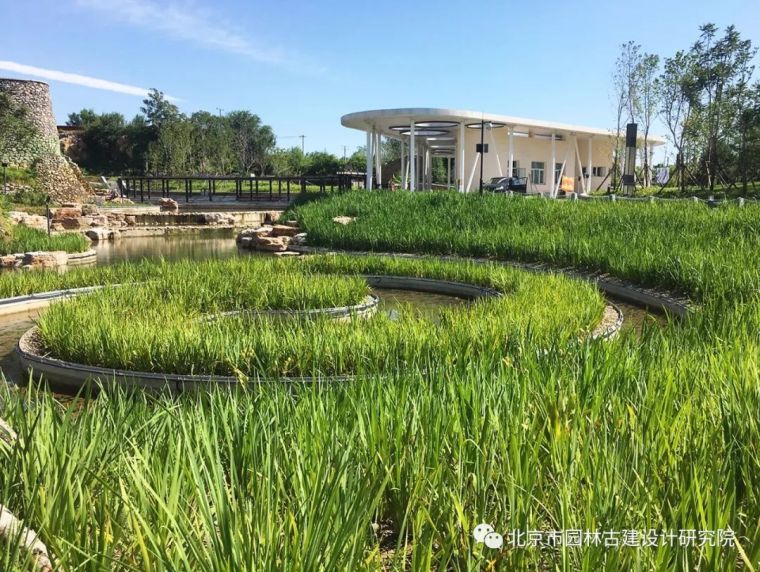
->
{"left": 278, "top": 178, "right": 282, "bottom": 200}
{"left": 210, "top": 178, "right": 214, "bottom": 202}
{"left": 140, "top": 178, "right": 144, "bottom": 203}
{"left": 269, "top": 178, "right": 273, "bottom": 200}
{"left": 301, "top": 176, "right": 306, "bottom": 193}
{"left": 249, "top": 179, "right": 253, "bottom": 200}
{"left": 287, "top": 178, "right": 291, "bottom": 201}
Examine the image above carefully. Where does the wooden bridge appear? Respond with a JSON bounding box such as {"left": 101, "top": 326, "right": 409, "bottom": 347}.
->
{"left": 117, "top": 174, "right": 365, "bottom": 204}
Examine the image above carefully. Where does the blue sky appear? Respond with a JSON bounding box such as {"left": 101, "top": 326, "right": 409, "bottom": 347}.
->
{"left": 1, "top": 0, "right": 759, "bottom": 160}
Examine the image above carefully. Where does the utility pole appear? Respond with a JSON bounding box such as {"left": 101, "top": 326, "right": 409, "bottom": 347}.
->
{"left": 299, "top": 135, "right": 305, "bottom": 154}
{"left": 216, "top": 108, "right": 224, "bottom": 117}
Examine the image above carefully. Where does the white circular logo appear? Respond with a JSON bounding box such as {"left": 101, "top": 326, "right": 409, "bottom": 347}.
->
{"left": 473, "top": 523, "right": 494, "bottom": 543}
{"left": 484, "top": 532, "right": 504, "bottom": 549}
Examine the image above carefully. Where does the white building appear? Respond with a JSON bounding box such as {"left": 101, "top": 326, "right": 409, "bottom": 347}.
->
{"left": 341, "top": 108, "right": 666, "bottom": 195}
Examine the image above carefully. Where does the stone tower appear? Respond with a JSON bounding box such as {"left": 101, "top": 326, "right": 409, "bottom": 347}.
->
{"left": 0, "top": 78, "right": 87, "bottom": 202}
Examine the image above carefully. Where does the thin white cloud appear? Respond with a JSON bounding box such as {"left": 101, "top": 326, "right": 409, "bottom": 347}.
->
{"left": 74, "top": 0, "right": 318, "bottom": 72}
{"left": 0, "top": 61, "right": 179, "bottom": 101}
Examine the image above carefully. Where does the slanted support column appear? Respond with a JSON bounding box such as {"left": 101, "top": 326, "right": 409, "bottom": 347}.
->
{"left": 459, "top": 122, "right": 466, "bottom": 192}
{"left": 409, "top": 121, "right": 416, "bottom": 192}
{"left": 365, "top": 129, "right": 372, "bottom": 190}
{"left": 508, "top": 127, "right": 514, "bottom": 179}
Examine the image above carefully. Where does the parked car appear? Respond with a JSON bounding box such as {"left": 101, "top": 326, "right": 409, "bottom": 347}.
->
{"left": 483, "top": 176, "right": 528, "bottom": 193}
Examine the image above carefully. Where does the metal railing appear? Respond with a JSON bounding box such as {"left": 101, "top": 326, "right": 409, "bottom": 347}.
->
{"left": 117, "top": 174, "right": 365, "bottom": 203}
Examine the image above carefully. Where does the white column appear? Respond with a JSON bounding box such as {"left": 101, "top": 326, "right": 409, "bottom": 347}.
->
{"left": 550, "top": 133, "right": 556, "bottom": 197}
{"left": 508, "top": 127, "right": 514, "bottom": 179}
{"left": 586, "top": 137, "right": 593, "bottom": 195}
{"left": 425, "top": 146, "right": 431, "bottom": 189}
{"left": 459, "top": 122, "right": 466, "bottom": 192}
{"left": 365, "top": 129, "right": 372, "bottom": 190}
{"left": 409, "top": 121, "right": 416, "bottom": 192}
{"left": 401, "top": 141, "right": 407, "bottom": 190}
{"left": 447, "top": 157, "right": 451, "bottom": 187}
{"left": 374, "top": 132, "right": 382, "bottom": 189}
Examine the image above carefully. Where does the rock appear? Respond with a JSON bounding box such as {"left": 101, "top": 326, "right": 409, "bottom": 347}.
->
{"left": 200, "top": 212, "right": 235, "bottom": 226}
{"left": 332, "top": 216, "right": 355, "bottom": 225}
{"left": 285, "top": 220, "right": 299, "bottom": 227}
{"left": 290, "top": 233, "right": 307, "bottom": 246}
{"left": 107, "top": 196, "right": 133, "bottom": 205}
{"left": 52, "top": 206, "right": 83, "bottom": 220}
{"left": 254, "top": 236, "right": 289, "bottom": 252}
{"left": 237, "top": 226, "right": 273, "bottom": 242}
{"left": 81, "top": 204, "right": 99, "bottom": 216}
{"left": 0, "top": 255, "right": 18, "bottom": 268}
{"left": 85, "top": 227, "right": 113, "bottom": 242}
{"left": 238, "top": 236, "right": 253, "bottom": 248}
{"left": 22, "top": 251, "right": 68, "bottom": 269}
{"left": 270, "top": 224, "right": 301, "bottom": 237}
{"left": 125, "top": 215, "right": 136, "bottom": 226}
{"left": 159, "top": 198, "right": 179, "bottom": 212}
{"left": 273, "top": 251, "right": 300, "bottom": 257}
{"left": 263, "top": 211, "right": 281, "bottom": 223}
{"left": 8, "top": 211, "right": 48, "bottom": 231}
{"left": 60, "top": 202, "right": 79, "bottom": 208}
{"left": 88, "top": 215, "right": 108, "bottom": 227}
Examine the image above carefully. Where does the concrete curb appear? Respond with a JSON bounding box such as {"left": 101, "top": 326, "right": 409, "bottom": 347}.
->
{"left": 65, "top": 249, "right": 97, "bottom": 266}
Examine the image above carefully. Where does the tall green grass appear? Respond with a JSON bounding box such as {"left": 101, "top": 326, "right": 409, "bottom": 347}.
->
{"left": 36, "top": 256, "right": 603, "bottom": 378}
{"left": 2, "top": 194, "right": 759, "bottom": 570}
{"left": 290, "top": 191, "right": 760, "bottom": 301}
{"left": 0, "top": 224, "right": 89, "bottom": 255}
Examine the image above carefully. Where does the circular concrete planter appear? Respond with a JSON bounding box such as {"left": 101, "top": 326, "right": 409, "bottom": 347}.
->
{"left": 203, "top": 294, "right": 379, "bottom": 323}
{"left": 363, "top": 275, "right": 501, "bottom": 299}
{"left": 66, "top": 249, "right": 97, "bottom": 266}
{"left": 13, "top": 276, "right": 501, "bottom": 392}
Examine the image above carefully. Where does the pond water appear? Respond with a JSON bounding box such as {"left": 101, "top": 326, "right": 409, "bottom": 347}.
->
{"left": 93, "top": 231, "right": 240, "bottom": 264}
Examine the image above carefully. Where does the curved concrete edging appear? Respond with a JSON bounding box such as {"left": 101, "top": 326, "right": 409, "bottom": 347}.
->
{"left": 204, "top": 294, "right": 380, "bottom": 322}
{"left": 14, "top": 273, "right": 622, "bottom": 392}
{"left": 0, "top": 285, "right": 107, "bottom": 317}
{"left": 16, "top": 328, "right": 353, "bottom": 393}
{"left": 289, "top": 245, "right": 691, "bottom": 318}
{"left": 66, "top": 249, "right": 97, "bottom": 266}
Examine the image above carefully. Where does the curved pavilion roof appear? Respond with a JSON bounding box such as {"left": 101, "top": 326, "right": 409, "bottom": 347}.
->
{"left": 341, "top": 107, "right": 666, "bottom": 144}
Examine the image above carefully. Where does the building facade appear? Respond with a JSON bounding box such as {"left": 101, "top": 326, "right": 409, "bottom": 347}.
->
{"left": 341, "top": 108, "right": 665, "bottom": 195}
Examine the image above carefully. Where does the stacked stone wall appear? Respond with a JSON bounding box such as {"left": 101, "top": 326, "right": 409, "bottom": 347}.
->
{"left": 0, "top": 78, "right": 87, "bottom": 201}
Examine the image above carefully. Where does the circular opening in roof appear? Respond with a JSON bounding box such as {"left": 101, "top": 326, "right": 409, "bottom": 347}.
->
{"left": 414, "top": 121, "right": 459, "bottom": 128}
{"left": 466, "top": 121, "right": 507, "bottom": 129}
{"left": 398, "top": 129, "right": 449, "bottom": 137}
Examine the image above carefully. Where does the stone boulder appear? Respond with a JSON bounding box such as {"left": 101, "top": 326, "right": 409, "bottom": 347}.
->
{"left": 254, "top": 236, "right": 290, "bottom": 252}
{"left": 0, "top": 255, "right": 19, "bottom": 268}
{"left": 270, "top": 224, "right": 301, "bottom": 237}
{"left": 159, "top": 198, "right": 179, "bottom": 212}
{"left": 22, "top": 251, "right": 68, "bottom": 269}
{"left": 200, "top": 212, "right": 235, "bottom": 226}
{"left": 236, "top": 226, "right": 273, "bottom": 243}
{"left": 8, "top": 211, "right": 48, "bottom": 231}
{"left": 290, "top": 232, "right": 308, "bottom": 246}
{"left": 81, "top": 204, "right": 99, "bottom": 216}
{"left": 85, "top": 227, "right": 114, "bottom": 242}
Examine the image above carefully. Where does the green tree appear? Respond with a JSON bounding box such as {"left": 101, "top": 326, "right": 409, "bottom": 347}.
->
{"left": 140, "top": 89, "right": 179, "bottom": 128}
{"left": 303, "top": 151, "right": 340, "bottom": 176}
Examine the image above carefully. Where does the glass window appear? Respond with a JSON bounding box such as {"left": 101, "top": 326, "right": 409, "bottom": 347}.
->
{"left": 531, "top": 161, "right": 545, "bottom": 185}
{"left": 592, "top": 166, "right": 607, "bottom": 177}
{"left": 554, "top": 163, "right": 563, "bottom": 184}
